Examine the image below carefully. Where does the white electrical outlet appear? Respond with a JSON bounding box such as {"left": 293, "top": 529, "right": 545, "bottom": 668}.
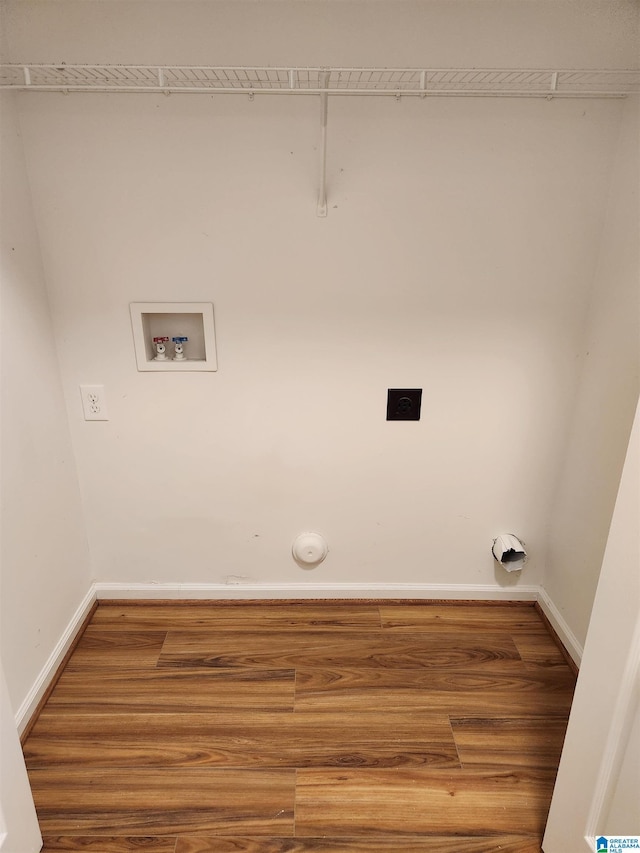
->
{"left": 80, "top": 385, "right": 109, "bottom": 421}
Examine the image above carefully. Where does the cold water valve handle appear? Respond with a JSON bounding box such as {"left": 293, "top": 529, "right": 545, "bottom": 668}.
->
{"left": 172, "top": 336, "right": 188, "bottom": 361}
{"left": 153, "top": 336, "right": 170, "bottom": 361}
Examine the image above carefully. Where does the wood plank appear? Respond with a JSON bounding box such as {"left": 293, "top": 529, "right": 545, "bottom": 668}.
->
{"left": 25, "top": 711, "right": 459, "bottom": 770}
{"left": 512, "top": 633, "right": 569, "bottom": 667}
{"left": 46, "top": 668, "right": 295, "bottom": 712}
{"left": 30, "top": 768, "right": 295, "bottom": 835}
{"left": 64, "top": 630, "right": 166, "bottom": 671}
{"left": 295, "top": 768, "right": 555, "bottom": 836}
{"left": 158, "top": 631, "right": 523, "bottom": 670}
{"left": 40, "top": 835, "right": 543, "bottom": 852}
{"left": 534, "top": 603, "right": 579, "bottom": 675}
{"left": 41, "top": 839, "right": 177, "bottom": 852}
{"left": 379, "top": 604, "right": 546, "bottom": 633}
{"left": 92, "top": 604, "right": 381, "bottom": 632}
{"left": 450, "top": 717, "right": 569, "bottom": 770}
{"left": 294, "top": 666, "right": 575, "bottom": 716}
{"left": 175, "top": 837, "right": 543, "bottom": 852}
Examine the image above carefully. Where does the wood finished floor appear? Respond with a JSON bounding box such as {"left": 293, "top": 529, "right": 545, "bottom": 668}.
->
{"left": 23, "top": 602, "right": 577, "bottom": 853}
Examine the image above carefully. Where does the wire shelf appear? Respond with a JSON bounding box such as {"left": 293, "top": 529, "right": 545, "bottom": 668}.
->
{"left": 1, "top": 65, "right": 638, "bottom": 97}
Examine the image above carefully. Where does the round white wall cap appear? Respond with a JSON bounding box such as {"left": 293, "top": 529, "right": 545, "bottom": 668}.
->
{"left": 292, "top": 532, "right": 328, "bottom": 567}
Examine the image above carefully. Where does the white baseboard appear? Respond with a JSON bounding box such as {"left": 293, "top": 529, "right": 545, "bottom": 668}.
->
{"left": 94, "top": 581, "right": 540, "bottom": 601}
{"left": 537, "top": 585, "right": 584, "bottom": 666}
{"left": 15, "top": 587, "right": 97, "bottom": 735}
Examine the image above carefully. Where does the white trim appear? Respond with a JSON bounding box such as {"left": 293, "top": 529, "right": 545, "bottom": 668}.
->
{"left": 14, "top": 587, "right": 97, "bottom": 735}
{"left": 585, "top": 614, "right": 640, "bottom": 845}
{"left": 93, "top": 581, "right": 540, "bottom": 601}
{"left": 537, "top": 585, "right": 584, "bottom": 666}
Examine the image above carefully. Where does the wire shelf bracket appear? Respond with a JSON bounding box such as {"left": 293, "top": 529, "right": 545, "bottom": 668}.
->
{"left": 317, "top": 71, "right": 329, "bottom": 217}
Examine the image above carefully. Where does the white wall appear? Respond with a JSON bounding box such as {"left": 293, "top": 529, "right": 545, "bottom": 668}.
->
{"left": 543, "top": 400, "right": 639, "bottom": 851}
{"left": 604, "top": 700, "right": 640, "bottom": 834}
{"left": 5, "top": 1, "right": 637, "bottom": 607}
{"left": 0, "top": 91, "right": 92, "bottom": 715}
{"left": 3, "top": 0, "right": 638, "bottom": 68}
{"left": 0, "top": 664, "right": 41, "bottom": 853}
{"left": 544, "top": 95, "right": 640, "bottom": 647}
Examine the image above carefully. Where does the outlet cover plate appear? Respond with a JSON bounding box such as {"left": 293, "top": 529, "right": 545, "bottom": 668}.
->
{"left": 387, "top": 388, "right": 422, "bottom": 421}
{"left": 80, "top": 385, "right": 108, "bottom": 421}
